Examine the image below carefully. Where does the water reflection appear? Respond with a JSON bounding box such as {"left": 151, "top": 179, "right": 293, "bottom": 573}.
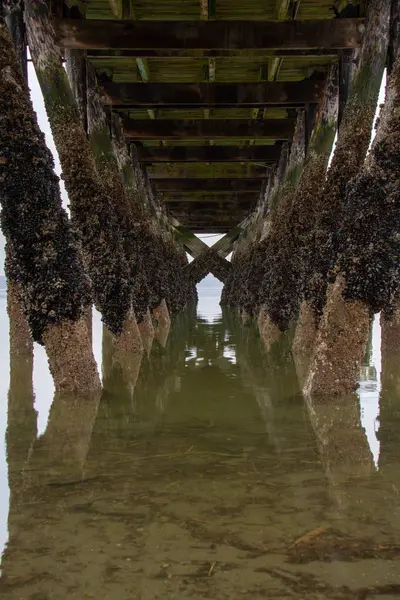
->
{"left": 1, "top": 295, "right": 400, "bottom": 598}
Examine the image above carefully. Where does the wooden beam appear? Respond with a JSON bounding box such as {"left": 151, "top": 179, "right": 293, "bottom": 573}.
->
{"left": 162, "top": 191, "right": 258, "bottom": 202}
{"left": 137, "top": 145, "right": 282, "bottom": 163}
{"left": 155, "top": 179, "right": 263, "bottom": 192}
{"left": 87, "top": 48, "right": 347, "bottom": 58}
{"left": 171, "top": 219, "right": 209, "bottom": 257}
{"left": 54, "top": 18, "right": 364, "bottom": 51}
{"left": 170, "top": 209, "right": 251, "bottom": 219}
{"left": 147, "top": 163, "right": 270, "bottom": 179}
{"left": 122, "top": 118, "right": 294, "bottom": 139}
{"left": 103, "top": 81, "right": 325, "bottom": 108}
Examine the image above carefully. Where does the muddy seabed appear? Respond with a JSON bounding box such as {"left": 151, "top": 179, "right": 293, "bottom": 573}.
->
{"left": 0, "top": 296, "right": 399, "bottom": 600}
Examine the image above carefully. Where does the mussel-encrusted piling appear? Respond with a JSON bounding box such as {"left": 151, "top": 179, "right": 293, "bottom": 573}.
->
{"left": 24, "top": 0, "right": 134, "bottom": 345}
{"left": 0, "top": 16, "right": 100, "bottom": 394}
{"left": 301, "top": 0, "right": 392, "bottom": 335}
{"left": 306, "top": 44, "right": 400, "bottom": 395}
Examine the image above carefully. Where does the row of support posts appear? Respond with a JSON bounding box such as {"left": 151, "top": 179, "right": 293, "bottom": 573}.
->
{"left": 223, "top": 0, "right": 400, "bottom": 396}
{"left": 0, "top": 0, "right": 196, "bottom": 396}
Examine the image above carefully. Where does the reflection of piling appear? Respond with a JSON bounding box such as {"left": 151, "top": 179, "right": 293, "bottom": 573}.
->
{"left": 292, "top": 299, "right": 319, "bottom": 386}
{"left": 3, "top": 386, "right": 100, "bottom": 594}
{"left": 7, "top": 319, "right": 37, "bottom": 506}
{"left": 102, "top": 324, "right": 143, "bottom": 399}
{"left": 381, "top": 303, "right": 400, "bottom": 393}
{"left": 153, "top": 299, "right": 171, "bottom": 347}
{"left": 138, "top": 308, "right": 155, "bottom": 355}
{"left": 379, "top": 302, "right": 400, "bottom": 482}
{"left": 41, "top": 390, "right": 100, "bottom": 472}
{"left": 378, "top": 307, "right": 400, "bottom": 490}
{"left": 304, "top": 393, "right": 375, "bottom": 513}
{"left": 304, "top": 276, "right": 371, "bottom": 396}
{"left": 258, "top": 305, "right": 281, "bottom": 354}
{"left": 7, "top": 280, "right": 32, "bottom": 357}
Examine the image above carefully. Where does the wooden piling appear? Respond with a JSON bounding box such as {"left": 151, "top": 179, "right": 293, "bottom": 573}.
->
{"left": 24, "top": 0, "right": 134, "bottom": 346}
{"left": 306, "top": 42, "right": 400, "bottom": 396}
{"left": 0, "top": 17, "right": 100, "bottom": 395}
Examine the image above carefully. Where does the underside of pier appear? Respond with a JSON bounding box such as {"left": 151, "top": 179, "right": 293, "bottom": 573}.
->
{"left": 1, "top": 0, "right": 399, "bottom": 396}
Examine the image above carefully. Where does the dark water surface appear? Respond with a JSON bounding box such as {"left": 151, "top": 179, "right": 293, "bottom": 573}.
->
{"left": 0, "top": 285, "right": 399, "bottom": 599}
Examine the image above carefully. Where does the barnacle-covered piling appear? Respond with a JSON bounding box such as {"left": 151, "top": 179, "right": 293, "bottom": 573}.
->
{"left": 224, "top": 112, "right": 305, "bottom": 331}
{"left": 306, "top": 43, "right": 400, "bottom": 396}
{"left": 0, "top": 16, "right": 100, "bottom": 394}
{"left": 24, "top": 0, "right": 137, "bottom": 351}
{"left": 303, "top": 0, "right": 392, "bottom": 327}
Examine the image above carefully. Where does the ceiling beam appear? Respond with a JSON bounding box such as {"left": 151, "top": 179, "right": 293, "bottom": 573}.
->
{"left": 122, "top": 118, "right": 294, "bottom": 139}
{"left": 147, "top": 163, "right": 270, "bottom": 178}
{"left": 54, "top": 18, "right": 364, "bottom": 51}
{"left": 103, "top": 81, "right": 325, "bottom": 107}
{"left": 154, "top": 179, "right": 263, "bottom": 192}
{"left": 87, "top": 48, "right": 345, "bottom": 58}
{"left": 137, "top": 145, "right": 282, "bottom": 162}
{"left": 162, "top": 191, "right": 258, "bottom": 202}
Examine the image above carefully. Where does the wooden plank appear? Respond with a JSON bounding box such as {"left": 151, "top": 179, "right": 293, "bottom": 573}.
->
{"left": 147, "top": 163, "right": 270, "bottom": 178}
{"left": 137, "top": 145, "right": 282, "bottom": 162}
{"left": 54, "top": 18, "right": 364, "bottom": 51}
{"left": 122, "top": 118, "right": 294, "bottom": 139}
{"left": 154, "top": 179, "right": 263, "bottom": 191}
{"left": 103, "top": 81, "right": 325, "bottom": 108}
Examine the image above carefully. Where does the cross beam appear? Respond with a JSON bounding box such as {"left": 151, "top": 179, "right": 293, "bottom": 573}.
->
{"left": 122, "top": 118, "right": 295, "bottom": 139}
{"left": 137, "top": 145, "right": 282, "bottom": 163}
{"left": 104, "top": 81, "right": 325, "bottom": 108}
{"left": 171, "top": 218, "right": 246, "bottom": 258}
{"left": 162, "top": 191, "right": 258, "bottom": 202}
{"left": 155, "top": 179, "right": 263, "bottom": 192}
{"left": 147, "top": 164, "right": 270, "bottom": 179}
{"left": 53, "top": 18, "right": 364, "bottom": 51}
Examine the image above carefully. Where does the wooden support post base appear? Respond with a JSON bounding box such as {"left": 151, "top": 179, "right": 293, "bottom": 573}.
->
{"left": 240, "top": 309, "right": 252, "bottom": 325}
{"left": 102, "top": 324, "right": 143, "bottom": 395}
{"left": 43, "top": 390, "right": 100, "bottom": 469}
{"left": 43, "top": 317, "right": 101, "bottom": 396}
{"left": 305, "top": 275, "right": 370, "bottom": 396}
{"left": 138, "top": 308, "right": 155, "bottom": 355}
{"left": 257, "top": 306, "right": 282, "bottom": 353}
{"left": 113, "top": 309, "right": 144, "bottom": 358}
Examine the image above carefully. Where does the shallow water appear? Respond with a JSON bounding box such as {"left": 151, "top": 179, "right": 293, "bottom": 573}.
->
{"left": 0, "top": 282, "right": 400, "bottom": 600}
